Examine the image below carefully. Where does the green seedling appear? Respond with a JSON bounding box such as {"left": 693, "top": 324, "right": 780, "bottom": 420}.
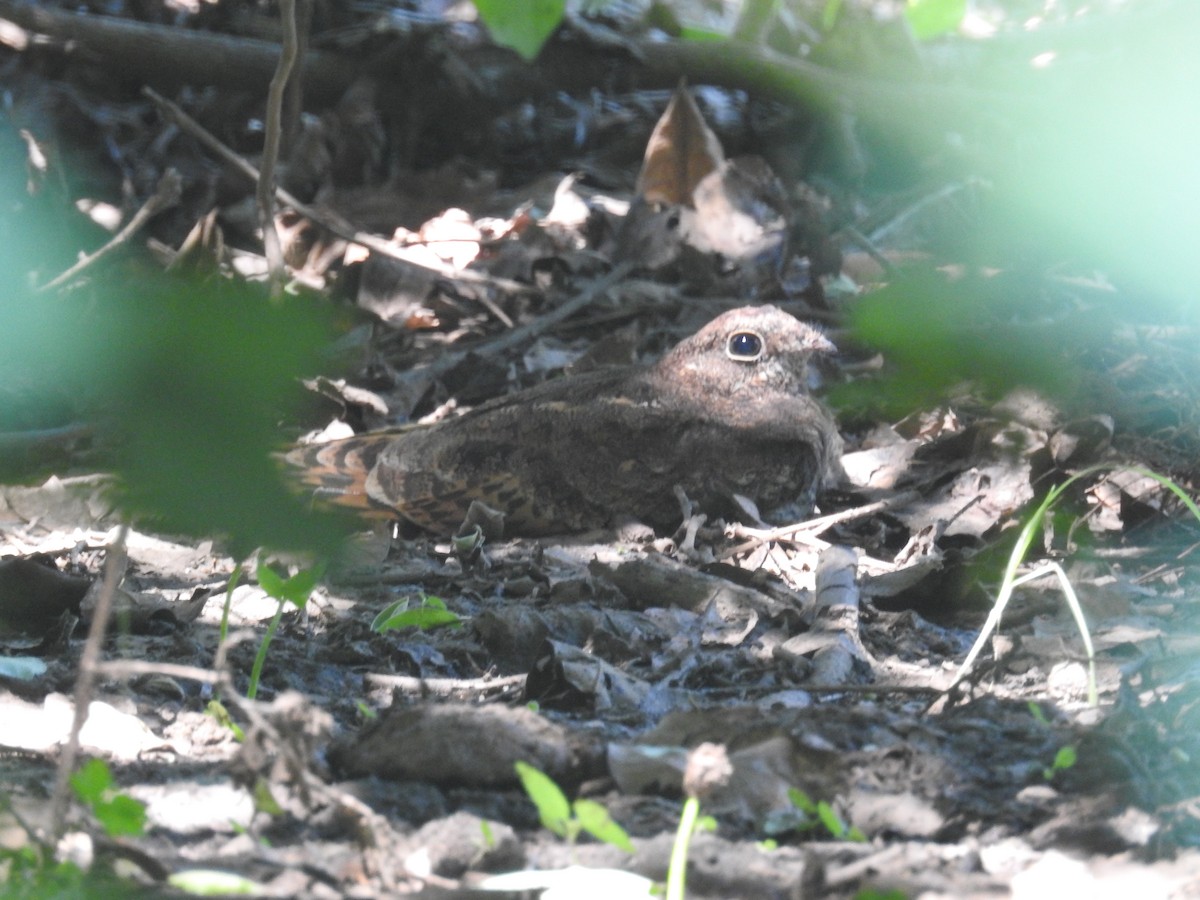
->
{"left": 665, "top": 796, "right": 718, "bottom": 900}
{"left": 514, "top": 762, "right": 633, "bottom": 854}
{"left": 354, "top": 700, "right": 378, "bottom": 721}
{"left": 1027, "top": 701, "right": 1050, "bottom": 726}
{"left": 1043, "top": 745, "right": 1078, "bottom": 781}
{"left": 69, "top": 758, "right": 146, "bottom": 838}
{"left": 204, "top": 699, "right": 244, "bottom": 742}
{"left": 765, "top": 789, "right": 866, "bottom": 842}
{"left": 371, "top": 594, "right": 462, "bottom": 633}
{"left": 245, "top": 556, "right": 327, "bottom": 699}
{"left": 956, "top": 466, "right": 1200, "bottom": 706}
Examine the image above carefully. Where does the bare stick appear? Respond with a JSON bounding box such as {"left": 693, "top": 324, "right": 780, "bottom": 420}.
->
{"left": 258, "top": 0, "right": 297, "bottom": 295}
{"left": 719, "top": 491, "right": 919, "bottom": 561}
{"left": 50, "top": 523, "right": 130, "bottom": 838}
{"left": 94, "top": 659, "right": 223, "bottom": 685}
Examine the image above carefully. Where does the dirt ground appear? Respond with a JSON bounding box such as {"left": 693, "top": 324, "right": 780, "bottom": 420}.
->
{"left": 1, "top": 2, "right": 1199, "bottom": 898}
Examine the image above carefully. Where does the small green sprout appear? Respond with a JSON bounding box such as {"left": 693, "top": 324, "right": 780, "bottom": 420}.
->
{"left": 1043, "top": 745, "right": 1078, "bottom": 781}
{"left": 514, "top": 762, "right": 633, "bottom": 853}
{"left": 371, "top": 594, "right": 462, "bottom": 633}
{"left": 765, "top": 788, "right": 866, "bottom": 842}
{"left": 69, "top": 758, "right": 146, "bottom": 838}
{"left": 244, "top": 556, "right": 327, "bottom": 699}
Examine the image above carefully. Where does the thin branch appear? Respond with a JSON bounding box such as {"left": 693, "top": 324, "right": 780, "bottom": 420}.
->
{"left": 50, "top": 523, "right": 130, "bottom": 839}
{"left": 258, "top": 0, "right": 298, "bottom": 296}
{"left": 142, "top": 87, "right": 532, "bottom": 297}
{"left": 38, "top": 170, "right": 181, "bottom": 292}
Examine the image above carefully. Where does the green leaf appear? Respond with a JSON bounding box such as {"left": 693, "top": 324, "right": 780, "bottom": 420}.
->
{"left": 94, "top": 794, "right": 146, "bottom": 838}
{"left": 69, "top": 758, "right": 112, "bottom": 805}
{"left": 257, "top": 558, "right": 326, "bottom": 608}
{"left": 374, "top": 607, "right": 462, "bottom": 632}
{"left": 206, "top": 699, "right": 244, "bottom": 741}
{"left": 573, "top": 798, "right": 634, "bottom": 853}
{"left": 514, "top": 761, "right": 572, "bottom": 836}
{"left": 816, "top": 801, "right": 847, "bottom": 838}
{"left": 70, "top": 759, "right": 146, "bottom": 837}
{"left": 788, "top": 787, "right": 817, "bottom": 814}
{"left": 1053, "top": 745, "right": 1078, "bottom": 771}
{"left": 278, "top": 561, "right": 326, "bottom": 606}
{"left": 6, "top": 277, "right": 354, "bottom": 557}
{"left": 372, "top": 595, "right": 461, "bottom": 632}
{"left": 169, "top": 869, "right": 265, "bottom": 895}
{"left": 905, "top": 0, "right": 966, "bottom": 40}
{"left": 679, "top": 26, "right": 725, "bottom": 42}
{"left": 841, "top": 266, "right": 1077, "bottom": 415}
{"left": 255, "top": 558, "right": 287, "bottom": 600}
{"left": 821, "top": 0, "right": 844, "bottom": 30}
{"left": 474, "top": 0, "right": 567, "bottom": 61}
{"left": 252, "top": 778, "right": 285, "bottom": 816}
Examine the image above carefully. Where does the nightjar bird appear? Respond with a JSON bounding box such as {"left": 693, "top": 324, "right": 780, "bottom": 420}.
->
{"left": 284, "top": 305, "right": 843, "bottom": 536}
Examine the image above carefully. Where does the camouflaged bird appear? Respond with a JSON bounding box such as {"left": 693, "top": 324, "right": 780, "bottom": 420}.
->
{"left": 284, "top": 305, "right": 843, "bottom": 536}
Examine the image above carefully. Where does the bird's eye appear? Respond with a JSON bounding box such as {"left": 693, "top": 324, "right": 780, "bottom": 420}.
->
{"left": 726, "top": 331, "right": 764, "bottom": 361}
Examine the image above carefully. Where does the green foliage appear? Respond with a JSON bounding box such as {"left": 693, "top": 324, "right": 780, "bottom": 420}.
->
{"left": 956, "top": 466, "right": 1200, "bottom": 700}
{"left": 372, "top": 594, "right": 462, "bottom": 633}
{"left": 765, "top": 789, "right": 866, "bottom": 842}
{"left": 1044, "top": 745, "right": 1078, "bottom": 781}
{"left": 0, "top": 845, "right": 86, "bottom": 900}
{"left": 821, "top": 0, "right": 844, "bottom": 30}
{"left": 473, "top": 0, "right": 567, "bottom": 60}
{"left": 1027, "top": 702, "right": 1050, "bottom": 726}
{"left": 256, "top": 557, "right": 327, "bottom": 609}
{"left": 516, "top": 761, "right": 571, "bottom": 834}
{"left": 69, "top": 759, "right": 146, "bottom": 838}
{"left": 840, "top": 266, "right": 1076, "bottom": 415}
{"left": 167, "top": 869, "right": 265, "bottom": 895}
{"left": 904, "top": 0, "right": 965, "bottom": 40}
{"left": 245, "top": 556, "right": 327, "bottom": 699}
{"left": 514, "top": 762, "right": 634, "bottom": 853}
{"left": 0, "top": 275, "right": 352, "bottom": 557}
{"left": 678, "top": 25, "right": 726, "bottom": 42}
{"left": 205, "top": 699, "right": 244, "bottom": 742}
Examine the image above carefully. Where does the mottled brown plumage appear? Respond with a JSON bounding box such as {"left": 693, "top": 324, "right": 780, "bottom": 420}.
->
{"left": 284, "top": 306, "right": 842, "bottom": 536}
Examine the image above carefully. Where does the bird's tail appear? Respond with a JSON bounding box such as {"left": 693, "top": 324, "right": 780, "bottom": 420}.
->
{"left": 279, "top": 432, "right": 397, "bottom": 519}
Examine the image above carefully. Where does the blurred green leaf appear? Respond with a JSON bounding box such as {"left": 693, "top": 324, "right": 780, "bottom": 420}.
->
{"left": 905, "top": 0, "right": 965, "bottom": 40}
{"left": 372, "top": 595, "right": 462, "bottom": 633}
{"left": 96, "top": 793, "right": 147, "bottom": 838}
{"left": 168, "top": 869, "right": 265, "bottom": 895}
{"left": 574, "top": 798, "right": 634, "bottom": 853}
{"left": 68, "top": 758, "right": 111, "bottom": 804}
{"left": 839, "top": 266, "right": 1077, "bottom": 415}
{"left": 679, "top": 26, "right": 725, "bottom": 42}
{"left": 474, "top": 0, "right": 566, "bottom": 60}
{"left": 0, "top": 276, "right": 354, "bottom": 555}
{"left": 257, "top": 557, "right": 327, "bottom": 608}
{"left": 821, "top": 0, "right": 844, "bottom": 31}
{"left": 70, "top": 758, "right": 146, "bottom": 837}
{"left": 514, "top": 761, "right": 572, "bottom": 836}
